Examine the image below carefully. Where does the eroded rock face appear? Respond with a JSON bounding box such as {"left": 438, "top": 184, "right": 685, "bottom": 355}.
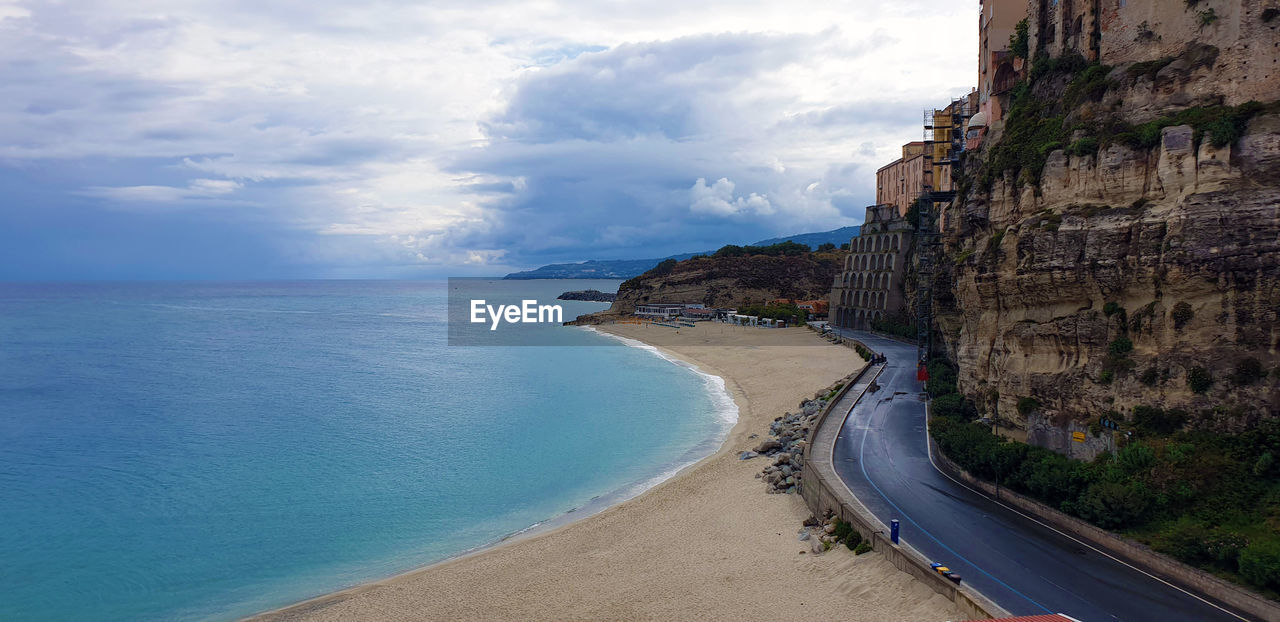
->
{"left": 942, "top": 115, "right": 1280, "bottom": 440}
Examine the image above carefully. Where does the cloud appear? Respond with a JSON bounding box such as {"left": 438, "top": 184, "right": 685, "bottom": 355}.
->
{"left": 83, "top": 178, "right": 243, "bottom": 204}
{"left": 689, "top": 177, "right": 773, "bottom": 217}
{"left": 0, "top": 0, "right": 978, "bottom": 278}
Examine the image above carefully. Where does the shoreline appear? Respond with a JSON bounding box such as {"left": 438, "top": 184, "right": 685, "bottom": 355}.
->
{"left": 249, "top": 326, "right": 742, "bottom": 620}
{"left": 253, "top": 323, "right": 961, "bottom": 622}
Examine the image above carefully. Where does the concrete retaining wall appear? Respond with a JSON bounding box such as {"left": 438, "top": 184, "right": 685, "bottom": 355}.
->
{"left": 929, "top": 438, "right": 1280, "bottom": 622}
{"left": 799, "top": 338, "right": 1004, "bottom": 621}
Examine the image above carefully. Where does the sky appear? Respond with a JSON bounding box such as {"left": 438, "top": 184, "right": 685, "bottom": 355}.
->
{"left": 0, "top": 0, "right": 976, "bottom": 279}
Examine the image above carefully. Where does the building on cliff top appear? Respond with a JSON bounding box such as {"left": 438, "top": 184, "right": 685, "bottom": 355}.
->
{"left": 975, "top": 0, "right": 1028, "bottom": 144}
{"left": 1025, "top": 0, "right": 1279, "bottom": 106}
{"left": 829, "top": 204, "right": 913, "bottom": 330}
{"left": 875, "top": 141, "right": 929, "bottom": 217}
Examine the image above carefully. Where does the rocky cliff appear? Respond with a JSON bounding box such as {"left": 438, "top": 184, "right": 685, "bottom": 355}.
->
{"left": 576, "top": 251, "right": 842, "bottom": 320}
{"left": 940, "top": 50, "right": 1280, "bottom": 448}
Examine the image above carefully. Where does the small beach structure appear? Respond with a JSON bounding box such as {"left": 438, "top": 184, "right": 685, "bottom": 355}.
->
{"left": 680, "top": 307, "right": 714, "bottom": 320}
{"left": 635, "top": 304, "right": 685, "bottom": 320}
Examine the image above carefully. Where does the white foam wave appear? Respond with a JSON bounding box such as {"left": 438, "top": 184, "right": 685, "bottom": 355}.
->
{"left": 582, "top": 326, "right": 739, "bottom": 428}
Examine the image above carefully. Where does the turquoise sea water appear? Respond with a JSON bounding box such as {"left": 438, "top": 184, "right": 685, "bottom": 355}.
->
{"left": 0, "top": 280, "right": 734, "bottom": 621}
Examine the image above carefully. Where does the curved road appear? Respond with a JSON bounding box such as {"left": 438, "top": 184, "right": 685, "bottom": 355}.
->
{"left": 829, "top": 329, "right": 1248, "bottom": 622}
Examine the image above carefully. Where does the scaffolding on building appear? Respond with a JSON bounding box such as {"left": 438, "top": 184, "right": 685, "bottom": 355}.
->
{"left": 915, "top": 96, "right": 971, "bottom": 367}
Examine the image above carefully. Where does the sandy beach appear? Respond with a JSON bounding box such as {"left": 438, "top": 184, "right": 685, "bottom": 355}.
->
{"left": 255, "top": 323, "right": 960, "bottom": 622}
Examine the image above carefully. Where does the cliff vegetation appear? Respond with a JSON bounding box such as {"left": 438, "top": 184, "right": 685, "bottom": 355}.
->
{"left": 930, "top": 31, "right": 1280, "bottom": 598}
{"left": 576, "top": 242, "right": 842, "bottom": 320}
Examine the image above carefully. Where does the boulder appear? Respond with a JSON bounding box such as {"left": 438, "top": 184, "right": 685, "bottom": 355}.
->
{"left": 754, "top": 439, "right": 782, "bottom": 453}
{"left": 738, "top": 451, "right": 759, "bottom": 460}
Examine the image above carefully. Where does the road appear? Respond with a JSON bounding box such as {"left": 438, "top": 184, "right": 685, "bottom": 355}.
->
{"left": 828, "top": 329, "right": 1248, "bottom": 622}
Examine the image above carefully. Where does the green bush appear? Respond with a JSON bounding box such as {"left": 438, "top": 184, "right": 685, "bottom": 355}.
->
{"left": 832, "top": 518, "right": 853, "bottom": 543}
{"left": 1067, "top": 137, "right": 1100, "bottom": 156}
{"left": 1239, "top": 539, "right": 1280, "bottom": 590}
{"left": 1109, "top": 337, "right": 1134, "bottom": 356}
{"left": 853, "top": 541, "right": 872, "bottom": 555}
{"left": 1062, "top": 64, "right": 1113, "bottom": 111}
{"left": 926, "top": 359, "right": 958, "bottom": 397}
{"left": 1099, "top": 370, "right": 1114, "bottom": 385}
{"left": 845, "top": 528, "right": 863, "bottom": 550}
{"left": 1103, "top": 301, "right": 1123, "bottom": 316}
{"left": 931, "top": 393, "right": 967, "bottom": 419}
{"left": 713, "top": 241, "right": 810, "bottom": 258}
{"left": 1009, "top": 18, "right": 1029, "bottom": 59}
{"left": 1016, "top": 397, "right": 1040, "bottom": 416}
{"left": 1233, "top": 358, "right": 1265, "bottom": 386}
{"left": 1171, "top": 301, "right": 1194, "bottom": 329}
{"left": 1198, "top": 8, "right": 1218, "bottom": 27}
{"left": 1139, "top": 366, "right": 1160, "bottom": 386}
{"left": 1118, "top": 443, "right": 1156, "bottom": 475}
{"left": 1156, "top": 518, "right": 1213, "bottom": 564}
{"left": 1132, "top": 405, "right": 1187, "bottom": 436}
{"left": 1075, "top": 480, "right": 1154, "bottom": 529}
{"left": 1254, "top": 452, "right": 1274, "bottom": 477}
{"left": 930, "top": 401, "right": 1280, "bottom": 594}
{"left": 1187, "top": 367, "right": 1213, "bottom": 394}
{"left": 650, "top": 258, "right": 678, "bottom": 276}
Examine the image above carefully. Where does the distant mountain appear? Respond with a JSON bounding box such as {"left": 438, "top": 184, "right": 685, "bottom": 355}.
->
{"left": 750, "top": 225, "right": 860, "bottom": 249}
{"left": 503, "top": 254, "right": 701, "bottom": 280}
{"left": 502, "top": 225, "right": 860, "bottom": 280}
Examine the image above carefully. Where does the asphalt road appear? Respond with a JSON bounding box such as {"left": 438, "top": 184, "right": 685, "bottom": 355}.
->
{"left": 828, "top": 329, "right": 1248, "bottom": 622}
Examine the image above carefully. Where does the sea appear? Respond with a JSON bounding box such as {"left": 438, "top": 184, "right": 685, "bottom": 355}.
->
{"left": 0, "top": 280, "right": 736, "bottom": 621}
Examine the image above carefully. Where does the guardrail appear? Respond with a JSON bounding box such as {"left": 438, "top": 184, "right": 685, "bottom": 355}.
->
{"left": 799, "top": 338, "right": 1005, "bottom": 621}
